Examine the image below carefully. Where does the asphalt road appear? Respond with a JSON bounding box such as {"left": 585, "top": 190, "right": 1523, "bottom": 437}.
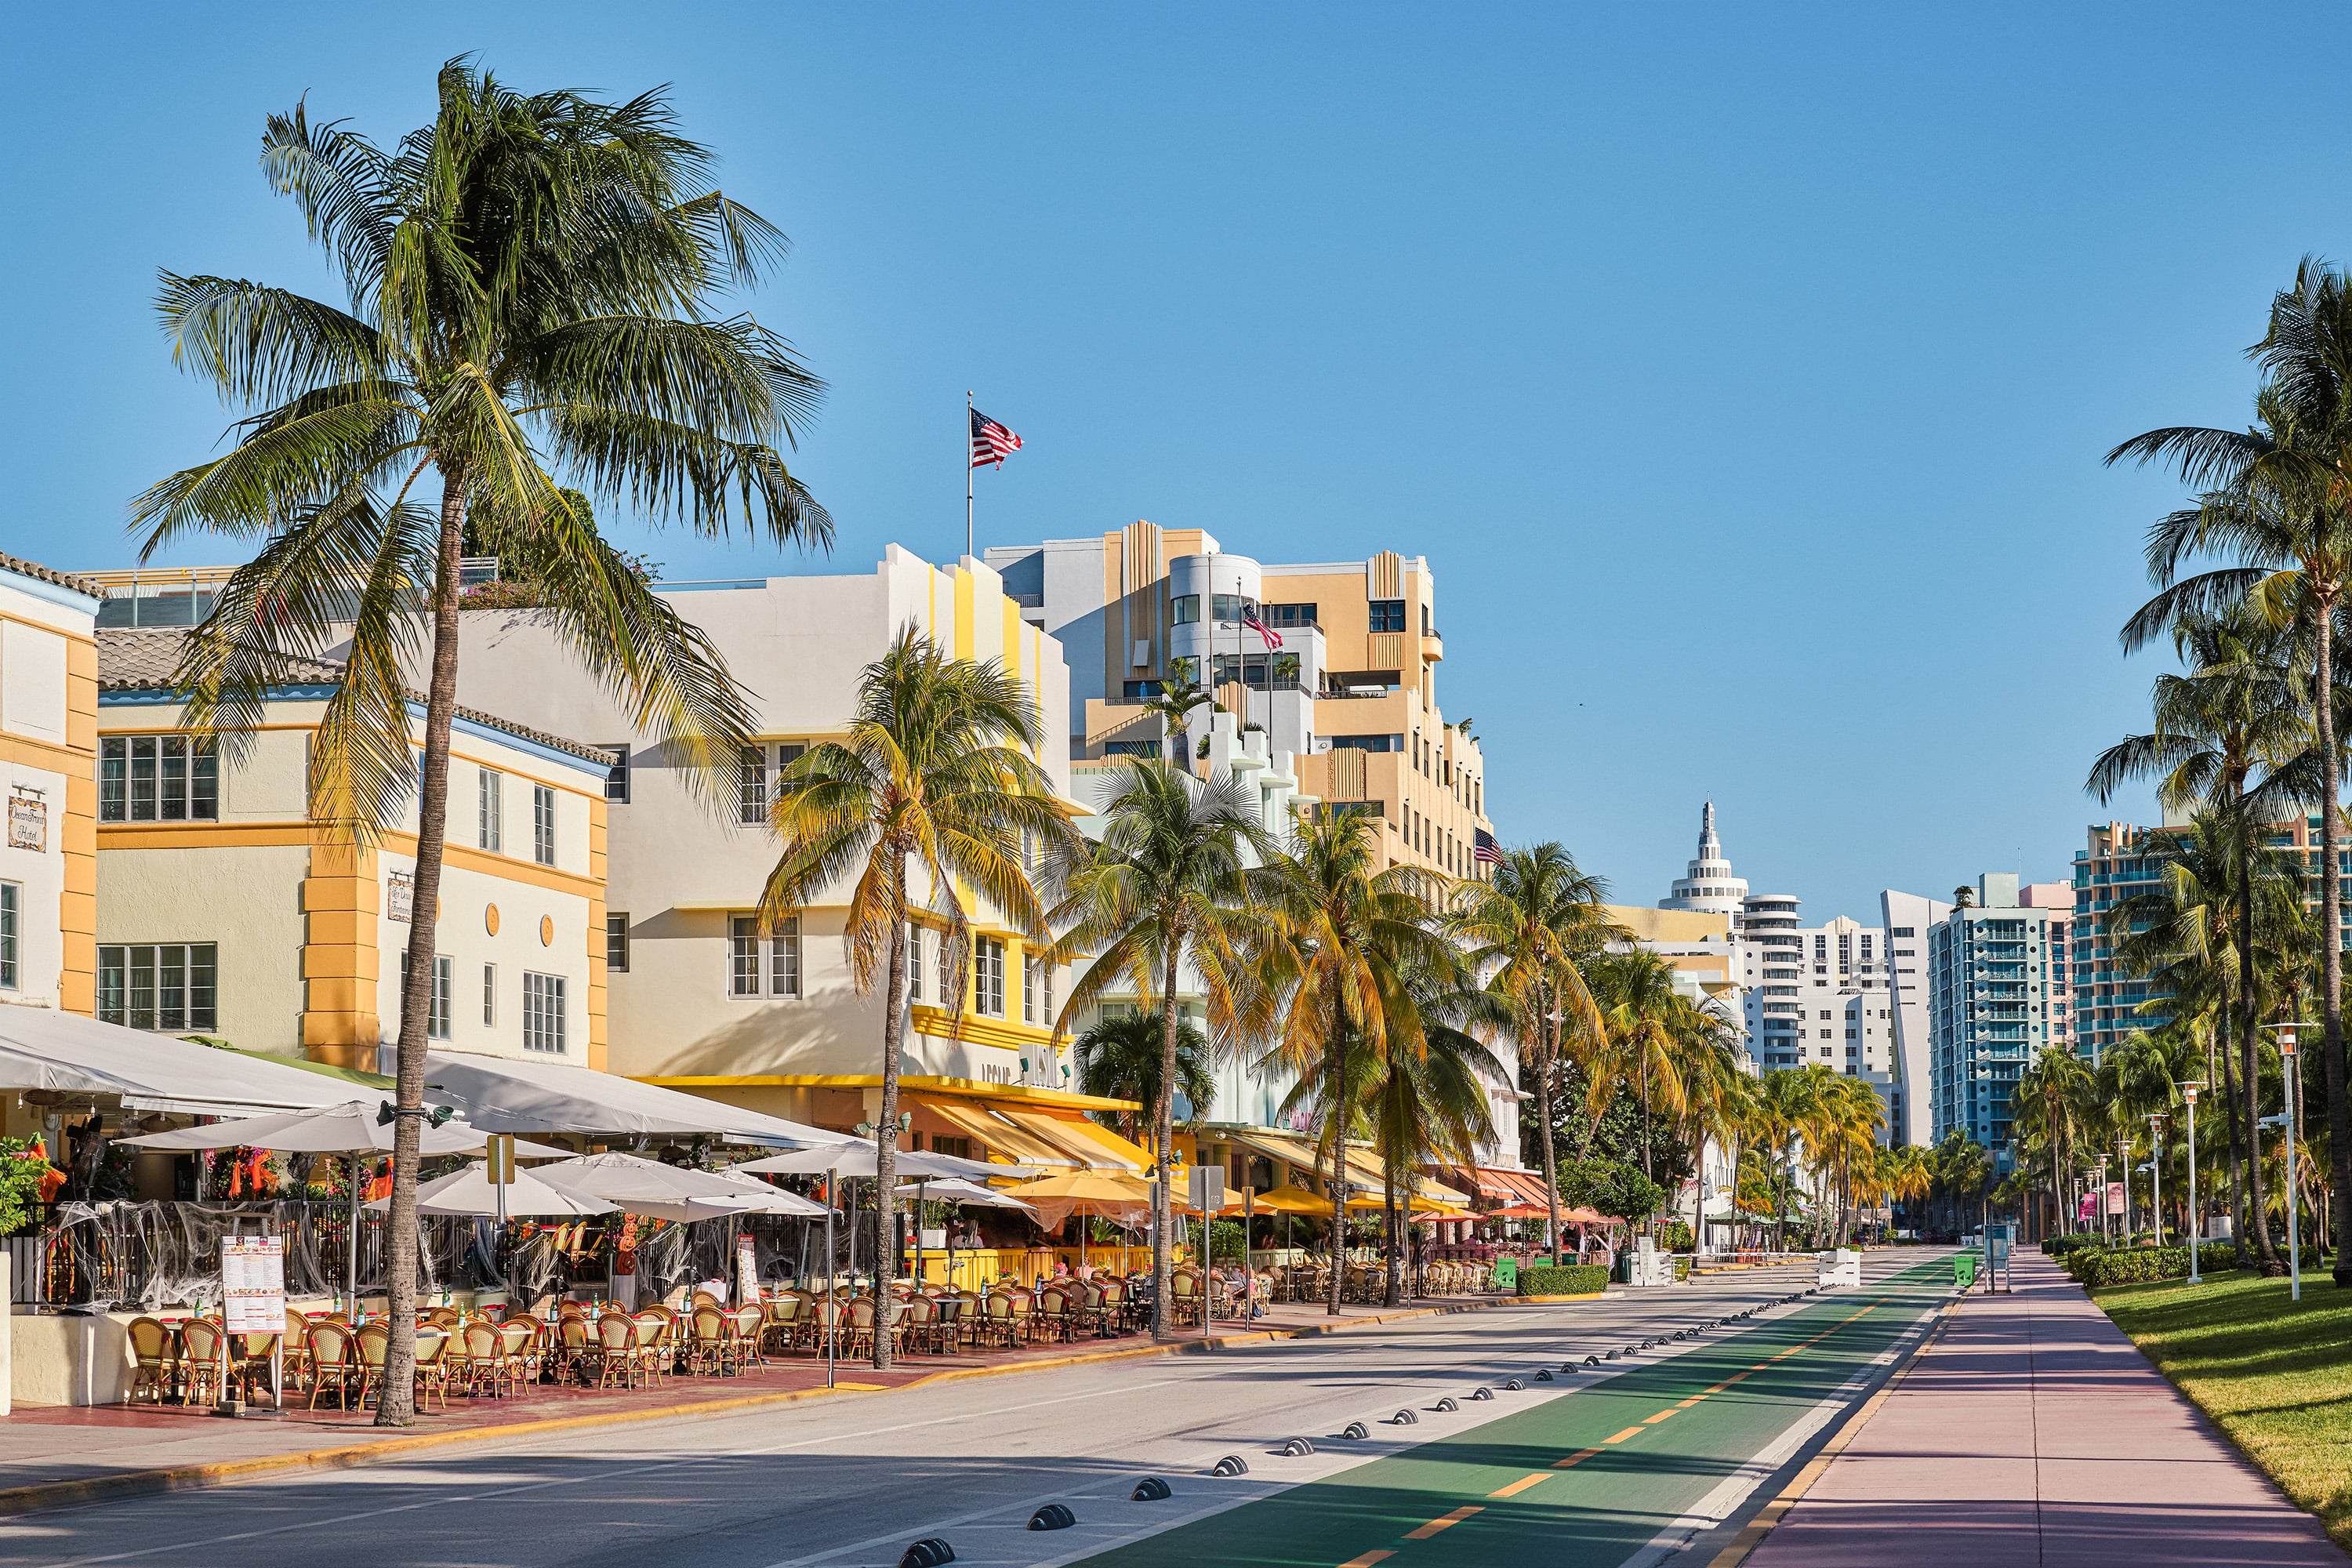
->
{"left": 2, "top": 1251, "right": 1951, "bottom": 1568}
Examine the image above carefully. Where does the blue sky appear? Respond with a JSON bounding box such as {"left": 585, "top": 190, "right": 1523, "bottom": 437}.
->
{"left": 2, "top": 5, "right": 2342, "bottom": 919}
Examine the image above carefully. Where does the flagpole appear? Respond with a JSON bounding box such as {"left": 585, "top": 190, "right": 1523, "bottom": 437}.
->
{"left": 965, "top": 391, "right": 975, "bottom": 563}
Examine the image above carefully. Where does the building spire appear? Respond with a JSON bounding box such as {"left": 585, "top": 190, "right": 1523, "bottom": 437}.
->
{"left": 1697, "top": 798, "right": 1720, "bottom": 860}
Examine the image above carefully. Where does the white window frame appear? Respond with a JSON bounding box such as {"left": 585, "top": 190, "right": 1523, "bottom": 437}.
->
{"left": 100, "top": 735, "right": 220, "bottom": 822}
{"left": 522, "top": 971, "right": 568, "bottom": 1053}
{"left": 770, "top": 915, "right": 801, "bottom": 998}
{"left": 975, "top": 937, "right": 1005, "bottom": 1018}
{"left": 482, "top": 962, "right": 497, "bottom": 1026}
{"left": 478, "top": 768, "right": 503, "bottom": 852}
{"left": 532, "top": 784, "right": 557, "bottom": 866}
{"left": 739, "top": 746, "right": 768, "bottom": 826}
{"left": 429, "top": 955, "right": 452, "bottom": 1040}
{"left": 98, "top": 942, "right": 218, "bottom": 1032}
{"left": 603, "top": 746, "right": 630, "bottom": 804}
{"left": 607, "top": 913, "right": 630, "bottom": 973}
{"left": 0, "top": 880, "right": 18, "bottom": 990}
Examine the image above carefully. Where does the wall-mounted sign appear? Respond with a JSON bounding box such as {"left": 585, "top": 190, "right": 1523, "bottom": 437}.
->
{"left": 8, "top": 790, "right": 45, "bottom": 853}
{"left": 387, "top": 870, "right": 414, "bottom": 923}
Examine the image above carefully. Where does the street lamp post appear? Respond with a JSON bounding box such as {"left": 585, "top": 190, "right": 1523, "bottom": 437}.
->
{"left": 2181, "top": 1082, "right": 2204, "bottom": 1284}
{"left": 2144, "top": 1112, "right": 2168, "bottom": 1249}
{"left": 2094, "top": 1153, "right": 2111, "bottom": 1246}
{"left": 2118, "top": 1135, "right": 2133, "bottom": 1243}
{"left": 2258, "top": 1025, "right": 2311, "bottom": 1302}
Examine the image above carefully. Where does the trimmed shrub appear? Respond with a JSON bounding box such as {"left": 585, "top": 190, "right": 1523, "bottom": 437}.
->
{"left": 2071, "top": 1243, "right": 2237, "bottom": 1287}
{"left": 1518, "top": 1264, "right": 1610, "bottom": 1298}
{"left": 2043, "top": 1233, "right": 2104, "bottom": 1258}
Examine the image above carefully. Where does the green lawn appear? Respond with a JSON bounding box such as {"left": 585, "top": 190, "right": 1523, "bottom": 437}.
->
{"left": 2093, "top": 1267, "right": 2352, "bottom": 1546}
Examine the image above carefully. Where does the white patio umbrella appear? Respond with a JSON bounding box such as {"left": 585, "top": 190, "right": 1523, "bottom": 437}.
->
{"left": 120, "top": 1101, "right": 569, "bottom": 1307}
{"left": 367, "top": 1160, "right": 617, "bottom": 1218}
{"left": 892, "top": 1176, "right": 1039, "bottom": 1214}
{"left": 535, "top": 1151, "right": 811, "bottom": 1221}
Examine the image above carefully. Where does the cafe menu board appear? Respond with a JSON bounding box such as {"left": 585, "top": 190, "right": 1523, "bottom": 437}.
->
{"left": 221, "top": 1236, "right": 286, "bottom": 1334}
{"left": 736, "top": 1235, "right": 761, "bottom": 1306}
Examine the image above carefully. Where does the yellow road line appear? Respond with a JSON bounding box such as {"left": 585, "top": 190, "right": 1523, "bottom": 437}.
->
{"left": 1489, "top": 1472, "right": 1552, "bottom": 1499}
{"left": 1554, "top": 1446, "right": 1602, "bottom": 1468}
{"left": 1403, "top": 1506, "right": 1483, "bottom": 1540}
{"left": 1676, "top": 1396, "right": 1708, "bottom": 1408}
{"left": 1642, "top": 1410, "right": 1678, "bottom": 1425}
{"left": 1338, "top": 1553, "right": 1396, "bottom": 1567}
{"left": 1603, "top": 1425, "right": 1646, "bottom": 1444}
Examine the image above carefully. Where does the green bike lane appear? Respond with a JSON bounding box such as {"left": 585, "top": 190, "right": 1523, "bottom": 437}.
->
{"left": 1068, "top": 1261, "right": 1949, "bottom": 1568}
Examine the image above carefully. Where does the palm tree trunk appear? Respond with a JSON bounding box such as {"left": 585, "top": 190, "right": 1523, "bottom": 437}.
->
{"left": 871, "top": 855, "right": 908, "bottom": 1370}
{"left": 2320, "top": 598, "right": 2352, "bottom": 1287}
{"left": 1383, "top": 1174, "right": 1402, "bottom": 1307}
{"left": 1154, "top": 937, "right": 1182, "bottom": 1341}
{"left": 1535, "top": 993, "right": 1563, "bottom": 1268}
{"left": 376, "top": 474, "right": 467, "bottom": 1428}
{"left": 1327, "top": 1016, "right": 1347, "bottom": 1319}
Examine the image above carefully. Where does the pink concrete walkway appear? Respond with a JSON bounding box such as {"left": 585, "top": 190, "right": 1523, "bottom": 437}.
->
{"left": 1746, "top": 1252, "right": 2346, "bottom": 1566}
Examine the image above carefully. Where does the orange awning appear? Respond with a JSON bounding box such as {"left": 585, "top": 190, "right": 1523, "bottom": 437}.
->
{"left": 926, "top": 1100, "right": 1079, "bottom": 1167}
{"left": 1000, "top": 1109, "right": 1141, "bottom": 1171}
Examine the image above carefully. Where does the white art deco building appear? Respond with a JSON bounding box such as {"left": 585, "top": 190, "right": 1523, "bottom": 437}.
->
{"left": 1660, "top": 801, "right": 1748, "bottom": 916}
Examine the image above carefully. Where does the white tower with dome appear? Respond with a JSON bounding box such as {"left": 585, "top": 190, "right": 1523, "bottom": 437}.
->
{"left": 1661, "top": 800, "right": 1748, "bottom": 915}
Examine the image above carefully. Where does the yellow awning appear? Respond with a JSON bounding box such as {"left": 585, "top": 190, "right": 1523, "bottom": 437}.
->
{"left": 1051, "top": 1117, "right": 1154, "bottom": 1170}
{"left": 1240, "top": 1184, "right": 1329, "bottom": 1215}
{"left": 926, "top": 1100, "right": 1079, "bottom": 1167}
{"left": 1216, "top": 1127, "right": 1468, "bottom": 1207}
{"left": 1000, "top": 1109, "right": 1140, "bottom": 1171}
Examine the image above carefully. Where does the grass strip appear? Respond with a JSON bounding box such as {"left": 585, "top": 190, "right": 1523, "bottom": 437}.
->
{"left": 2092, "top": 1267, "right": 2352, "bottom": 1548}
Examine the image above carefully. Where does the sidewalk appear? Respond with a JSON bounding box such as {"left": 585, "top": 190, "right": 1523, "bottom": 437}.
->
{"left": 0, "top": 1290, "right": 1509, "bottom": 1512}
{"left": 1743, "top": 1253, "right": 2346, "bottom": 1566}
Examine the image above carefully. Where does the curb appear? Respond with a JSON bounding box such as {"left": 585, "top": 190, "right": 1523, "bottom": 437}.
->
{"left": 0, "top": 1295, "right": 1522, "bottom": 1519}
{"left": 1702, "top": 1288, "right": 1963, "bottom": 1568}
{"left": 1513, "top": 1291, "right": 1608, "bottom": 1304}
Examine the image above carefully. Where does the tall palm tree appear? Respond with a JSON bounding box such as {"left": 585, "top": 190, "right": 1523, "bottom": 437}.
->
{"left": 2111, "top": 261, "right": 2352, "bottom": 1283}
{"left": 2108, "top": 808, "right": 2307, "bottom": 1270}
{"left": 1258, "top": 812, "right": 1454, "bottom": 1316}
{"left": 1072, "top": 1010, "right": 1215, "bottom": 1149}
{"left": 1450, "top": 843, "right": 1617, "bottom": 1265}
{"left": 134, "top": 64, "right": 828, "bottom": 1422}
{"left": 762, "top": 627, "right": 1073, "bottom": 1367}
{"left": 1141, "top": 663, "right": 1214, "bottom": 771}
{"left": 1361, "top": 950, "right": 1504, "bottom": 1305}
{"left": 1051, "top": 762, "right": 1276, "bottom": 1339}
{"left": 2090, "top": 601, "right": 2317, "bottom": 1268}
{"left": 2013, "top": 1047, "right": 2095, "bottom": 1237}
{"left": 1583, "top": 951, "right": 1692, "bottom": 1185}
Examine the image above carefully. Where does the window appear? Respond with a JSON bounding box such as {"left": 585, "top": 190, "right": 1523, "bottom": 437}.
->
{"left": 1211, "top": 593, "right": 1244, "bottom": 622}
{"left": 532, "top": 785, "right": 556, "bottom": 866}
{"left": 729, "top": 914, "right": 801, "bottom": 998}
{"left": 771, "top": 915, "right": 801, "bottom": 998}
{"left": 1330, "top": 734, "right": 1403, "bottom": 753}
{"left": 477, "top": 769, "right": 503, "bottom": 851}
{"left": 482, "top": 963, "right": 496, "bottom": 1026}
{"left": 1265, "top": 602, "right": 1318, "bottom": 628}
{"left": 906, "top": 924, "right": 924, "bottom": 1001}
{"left": 606, "top": 913, "right": 630, "bottom": 972}
{"left": 739, "top": 746, "right": 768, "bottom": 825}
{"left": 975, "top": 937, "right": 1005, "bottom": 1018}
{"left": 100, "top": 736, "right": 219, "bottom": 822}
{"left": 1171, "top": 594, "right": 1200, "bottom": 625}
{"left": 1025, "top": 956, "right": 1054, "bottom": 1024}
{"left": 603, "top": 747, "right": 630, "bottom": 804}
{"left": 98, "top": 943, "right": 217, "bottom": 1031}
{"left": 1369, "top": 599, "right": 1406, "bottom": 633}
{"left": 429, "top": 956, "right": 452, "bottom": 1040}
{"left": 522, "top": 972, "right": 567, "bottom": 1053}
{"left": 0, "top": 882, "right": 17, "bottom": 990}
{"left": 931, "top": 1135, "right": 972, "bottom": 1160}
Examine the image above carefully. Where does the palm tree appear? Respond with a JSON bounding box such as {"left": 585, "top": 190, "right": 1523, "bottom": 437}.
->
{"left": 2107, "top": 809, "right": 2306, "bottom": 1271}
{"left": 2090, "top": 601, "right": 2317, "bottom": 1269}
{"left": 1362, "top": 949, "right": 1504, "bottom": 1305}
{"left": 762, "top": 627, "right": 1073, "bottom": 1367}
{"left": 1051, "top": 762, "right": 1276, "bottom": 1339}
{"left": 134, "top": 64, "right": 828, "bottom": 1423}
{"left": 2111, "top": 261, "right": 2352, "bottom": 1283}
{"left": 1073, "top": 1010, "right": 1215, "bottom": 1149}
{"left": 1450, "top": 843, "right": 1615, "bottom": 1265}
{"left": 1141, "top": 662, "right": 1214, "bottom": 771}
{"left": 1258, "top": 812, "right": 1454, "bottom": 1316}
{"left": 2013, "top": 1047, "right": 2095, "bottom": 1238}
{"left": 1583, "top": 951, "right": 1693, "bottom": 1187}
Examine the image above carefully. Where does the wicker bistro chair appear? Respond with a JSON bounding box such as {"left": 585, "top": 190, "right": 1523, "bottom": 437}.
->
{"left": 591, "top": 1311, "right": 639, "bottom": 1390}
{"left": 843, "top": 1297, "right": 880, "bottom": 1360}
{"left": 688, "top": 1305, "right": 740, "bottom": 1376}
{"left": 236, "top": 1330, "right": 284, "bottom": 1403}
{"left": 125, "top": 1317, "right": 177, "bottom": 1405}
{"left": 1170, "top": 1272, "right": 1203, "bottom": 1328}
{"left": 412, "top": 1329, "right": 452, "bottom": 1413}
{"left": 353, "top": 1323, "right": 392, "bottom": 1409}
{"left": 307, "top": 1319, "right": 358, "bottom": 1410}
{"left": 463, "top": 1319, "right": 511, "bottom": 1397}
{"left": 498, "top": 1318, "right": 539, "bottom": 1386}
{"left": 281, "top": 1308, "right": 315, "bottom": 1391}
{"left": 761, "top": 1295, "right": 802, "bottom": 1356}
{"left": 728, "top": 1305, "right": 769, "bottom": 1370}
{"left": 1033, "top": 1287, "right": 1076, "bottom": 1345}
{"left": 898, "top": 1294, "right": 942, "bottom": 1356}
{"left": 797, "top": 1296, "right": 844, "bottom": 1355}
{"left": 975, "top": 1291, "right": 1018, "bottom": 1350}
{"left": 178, "top": 1318, "right": 227, "bottom": 1406}
{"left": 553, "top": 1313, "right": 595, "bottom": 1385}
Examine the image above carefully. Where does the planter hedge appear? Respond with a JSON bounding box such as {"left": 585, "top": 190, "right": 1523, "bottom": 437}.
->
{"left": 2068, "top": 1243, "right": 2237, "bottom": 1287}
{"left": 1518, "top": 1264, "right": 1610, "bottom": 1298}
{"left": 2043, "top": 1233, "right": 2104, "bottom": 1258}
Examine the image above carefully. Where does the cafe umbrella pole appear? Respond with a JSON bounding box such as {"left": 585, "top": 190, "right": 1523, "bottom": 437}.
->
{"left": 824, "top": 1177, "right": 837, "bottom": 1388}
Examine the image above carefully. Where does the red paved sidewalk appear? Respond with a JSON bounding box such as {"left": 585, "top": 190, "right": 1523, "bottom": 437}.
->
{"left": 1744, "top": 1253, "right": 2345, "bottom": 1566}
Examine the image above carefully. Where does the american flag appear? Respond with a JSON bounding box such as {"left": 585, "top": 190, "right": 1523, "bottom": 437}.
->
{"left": 1240, "top": 601, "right": 1283, "bottom": 651}
{"left": 971, "top": 408, "right": 1023, "bottom": 469}
{"left": 1473, "top": 828, "right": 1502, "bottom": 866}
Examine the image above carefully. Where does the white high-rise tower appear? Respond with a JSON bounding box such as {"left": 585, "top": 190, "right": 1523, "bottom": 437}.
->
{"left": 1661, "top": 800, "right": 1749, "bottom": 915}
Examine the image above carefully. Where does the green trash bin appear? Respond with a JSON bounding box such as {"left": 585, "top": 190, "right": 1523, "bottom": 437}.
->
{"left": 1955, "top": 1252, "right": 1977, "bottom": 1290}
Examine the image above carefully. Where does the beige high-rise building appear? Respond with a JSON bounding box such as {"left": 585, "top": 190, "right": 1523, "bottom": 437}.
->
{"left": 985, "top": 525, "right": 1495, "bottom": 880}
